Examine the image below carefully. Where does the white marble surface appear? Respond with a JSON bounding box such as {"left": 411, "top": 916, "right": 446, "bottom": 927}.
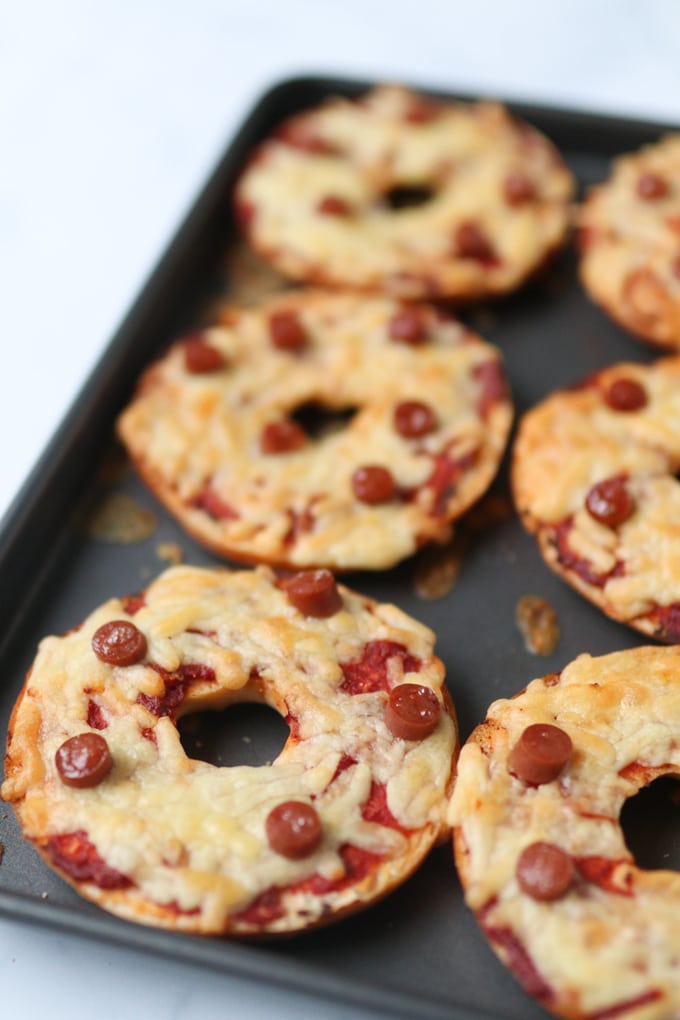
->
{"left": 1, "top": 2, "right": 680, "bottom": 1017}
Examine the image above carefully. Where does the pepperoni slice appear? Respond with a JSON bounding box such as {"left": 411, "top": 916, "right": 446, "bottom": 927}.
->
{"left": 182, "top": 334, "right": 224, "bottom": 375}
{"left": 516, "top": 842, "right": 574, "bottom": 901}
{"left": 385, "top": 683, "right": 441, "bottom": 741}
{"left": 503, "top": 173, "right": 536, "bottom": 206}
{"left": 455, "top": 221, "right": 497, "bottom": 263}
{"left": 388, "top": 306, "right": 428, "bottom": 345}
{"left": 585, "top": 476, "right": 635, "bottom": 528}
{"left": 55, "top": 733, "right": 113, "bottom": 788}
{"left": 393, "top": 400, "right": 437, "bottom": 438}
{"left": 183, "top": 336, "right": 225, "bottom": 374}
{"left": 92, "top": 620, "right": 147, "bottom": 666}
{"left": 269, "top": 311, "right": 307, "bottom": 352}
{"left": 636, "top": 172, "right": 669, "bottom": 200}
{"left": 283, "top": 569, "right": 343, "bottom": 618}
{"left": 508, "top": 723, "right": 572, "bottom": 785}
{"left": 265, "top": 801, "right": 322, "bottom": 859}
{"left": 260, "top": 420, "right": 306, "bottom": 454}
{"left": 317, "top": 195, "right": 352, "bottom": 217}
{"left": 603, "top": 378, "right": 647, "bottom": 412}
{"left": 352, "top": 465, "right": 396, "bottom": 504}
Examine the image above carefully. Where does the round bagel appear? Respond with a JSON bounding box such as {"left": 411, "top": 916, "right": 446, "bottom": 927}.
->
{"left": 234, "top": 84, "right": 575, "bottom": 301}
{"left": 116, "top": 289, "right": 512, "bottom": 571}
{"left": 450, "top": 645, "right": 680, "bottom": 1020}
{"left": 579, "top": 133, "right": 680, "bottom": 350}
{"left": 1, "top": 564, "right": 458, "bottom": 936}
{"left": 511, "top": 356, "right": 680, "bottom": 642}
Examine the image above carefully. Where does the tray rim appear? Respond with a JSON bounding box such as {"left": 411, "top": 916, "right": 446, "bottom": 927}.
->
{"left": 2, "top": 71, "right": 680, "bottom": 1020}
{"left": 0, "top": 886, "right": 476, "bottom": 1020}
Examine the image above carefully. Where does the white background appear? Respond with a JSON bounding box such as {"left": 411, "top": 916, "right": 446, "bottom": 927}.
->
{"left": 1, "top": 2, "right": 680, "bottom": 1017}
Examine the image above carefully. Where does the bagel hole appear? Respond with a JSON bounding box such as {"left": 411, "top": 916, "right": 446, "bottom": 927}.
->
{"left": 620, "top": 776, "right": 680, "bottom": 871}
{"left": 291, "top": 401, "right": 358, "bottom": 440}
{"left": 178, "top": 703, "right": 290, "bottom": 768}
{"left": 382, "top": 183, "right": 437, "bottom": 210}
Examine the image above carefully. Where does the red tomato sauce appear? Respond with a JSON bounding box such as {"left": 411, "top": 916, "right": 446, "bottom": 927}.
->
{"left": 340, "top": 641, "right": 421, "bottom": 695}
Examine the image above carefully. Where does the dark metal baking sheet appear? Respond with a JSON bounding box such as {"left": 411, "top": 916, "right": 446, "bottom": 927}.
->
{"left": 1, "top": 75, "right": 678, "bottom": 1020}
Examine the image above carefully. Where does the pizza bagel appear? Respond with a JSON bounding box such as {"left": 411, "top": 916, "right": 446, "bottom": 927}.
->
{"left": 579, "top": 133, "right": 680, "bottom": 350}
{"left": 234, "top": 84, "right": 575, "bottom": 301}
{"left": 117, "top": 289, "right": 512, "bottom": 571}
{"left": 512, "top": 356, "right": 680, "bottom": 642}
{"left": 451, "top": 645, "right": 680, "bottom": 1020}
{"left": 2, "top": 564, "right": 458, "bottom": 936}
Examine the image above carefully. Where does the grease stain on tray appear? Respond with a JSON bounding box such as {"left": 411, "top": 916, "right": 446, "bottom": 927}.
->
{"left": 85, "top": 493, "right": 158, "bottom": 543}
{"left": 515, "top": 594, "right": 561, "bottom": 656}
{"left": 413, "top": 492, "right": 514, "bottom": 600}
{"left": 413, "top": 530, "right": 464, "bottom": 600}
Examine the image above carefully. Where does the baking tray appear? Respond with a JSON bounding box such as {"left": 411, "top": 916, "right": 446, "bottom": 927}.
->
{"left": 1, "top": 75, "right": 678, "bottom": 1020}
